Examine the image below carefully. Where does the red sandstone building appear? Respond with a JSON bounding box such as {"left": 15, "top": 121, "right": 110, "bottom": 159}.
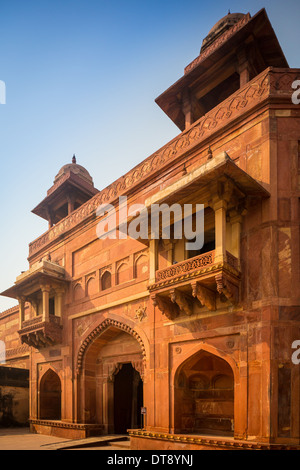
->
{"left": 0, "top": 9, "right": 300, "bottom": 450}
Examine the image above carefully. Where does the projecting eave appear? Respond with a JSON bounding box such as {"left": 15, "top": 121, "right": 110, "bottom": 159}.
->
{"left": 145, "top": 151, "right": 270, "bottom": 209}
{"left": 0, "top": 260, "right": 68, "bottom": 300}
{"left": 32, "top": 172, "right": 99, "bottom": 221}
{"left": 155, "top": 8, "right": 288, "bottom": 130}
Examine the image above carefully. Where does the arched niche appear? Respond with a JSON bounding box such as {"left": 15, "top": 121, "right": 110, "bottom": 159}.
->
{"left": 101, "top": 270, "right": 112, "bottom": 290}
{"left": 174, "top": 349, "right": 234, "bottom": 436}
{"left": 39, "top": 368, "right": 61, "bottom": 420}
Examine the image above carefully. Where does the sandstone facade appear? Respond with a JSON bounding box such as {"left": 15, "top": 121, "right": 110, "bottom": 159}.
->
{"left": 0, "top": 9, "right": 299, "bottom": 449}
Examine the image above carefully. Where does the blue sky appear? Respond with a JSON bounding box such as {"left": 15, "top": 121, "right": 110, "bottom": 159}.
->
{"left": 0, "top": 0, "right": 299, "bottom": 311}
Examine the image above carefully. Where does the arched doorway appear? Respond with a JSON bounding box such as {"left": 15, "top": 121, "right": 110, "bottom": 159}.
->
{"left": 114, "top": 363, "right": 143, "bottom": 434}
{"left": 174, "top": 350, "right": 234, "bottom": 436}
{"left": 78, "top": 321, "right": 145, "bottom": 434}
{"left": 39, "top": 369, "right": 61, "bottom": 420}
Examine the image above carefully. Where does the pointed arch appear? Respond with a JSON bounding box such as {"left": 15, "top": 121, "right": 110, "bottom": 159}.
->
{"left": 76, "top": 318, "right": 146, "bottom": 374}
{"left": 173, "top": 342, "right": 239, "bottom": 385}
{"left": 172, "top": 343, "right": 238, "bottom": 436}
{"left": 101, "top": 270, "right": 112, "bottom": 290}
{"left": 116, "top": 261, "right": 130, "bottom": 285}
{"left": 134, "top": 253, "right": 149, "bottom": 278}
{"left": 39, "top": 368, "right": 61, "bottom": 420}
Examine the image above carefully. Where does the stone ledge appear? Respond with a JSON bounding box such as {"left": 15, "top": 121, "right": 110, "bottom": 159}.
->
{"left": 128, "top": 430, "right": 300, "bottom": 450}
{"left": 29, "top": 419, "right": 104, "bottom": 440}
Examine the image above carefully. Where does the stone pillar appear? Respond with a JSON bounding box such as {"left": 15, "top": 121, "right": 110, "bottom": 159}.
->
{"left": 214, "top": 199, "right": 227, "bottom": 264}
{"left": 18, "top": 296, "right": 26, "bottom": 329}
{"left": 131, "top": 372, "right": 141, "bottom": 429}
{"left": 103, "top": 378, "right": 114, "bottom": 434}
{"left": 41, "top": 284, "right": 51, "bottom": 322}
{"left": 45, "top": 206, "right": 54, "bottom": 229}
{"left": 67, "top": 194, "right": 75, "bottom": 215}
{"left": 149, "top": 239, "right": 158, "bottom": 284}
{"left": 230, "top": 214, "right": 242, "bottom": 269}
{"left": 28, "top": 299, "right": 36, "bottom": 319}
{"left": 237, "top": 48, "right": 250, "bottom": 87}
{"left": 55, "top": 287, "right": 65, "bottom": 319}
{"left": 165, "top": 240, "right": 174, "bottom": 266}
{"left": 182, "top": 88, "right": 193, "bottom": 129}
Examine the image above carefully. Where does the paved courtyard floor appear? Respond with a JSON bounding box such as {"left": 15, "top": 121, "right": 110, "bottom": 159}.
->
{"left": 0, "top": 427, "right": 130, "bottom": 450}
{"left": 0, "top": 427, "right": 72, "bottom": 450}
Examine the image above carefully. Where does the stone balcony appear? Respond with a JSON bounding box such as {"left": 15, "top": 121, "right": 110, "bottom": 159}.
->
{"left": 18, "top": 314, "right": 63, "bottom": 348}
{"left": 1, "top": 259, "right": 68, "bottom": 348}
{"left": 149, "top": 250, "right": 240, "bottom": 319}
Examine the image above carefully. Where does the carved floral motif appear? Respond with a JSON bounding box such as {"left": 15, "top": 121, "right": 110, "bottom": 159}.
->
{"left": 135, "top": 305, "right": 147, "bottom": 322}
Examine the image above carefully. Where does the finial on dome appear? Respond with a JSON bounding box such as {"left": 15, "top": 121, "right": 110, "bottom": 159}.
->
{"left": 72, "top": 154, "right": 76, "bottom": 164}
{"left": 228, "top": 9, "right": 231, "bottom": 14}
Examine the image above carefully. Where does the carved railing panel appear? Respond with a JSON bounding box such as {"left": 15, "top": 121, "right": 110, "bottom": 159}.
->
{"left": 18, "top": 315, "right": 63, "bottom": 348}
{"left": 156, "top": 251, "right": 215, "bottom": 283}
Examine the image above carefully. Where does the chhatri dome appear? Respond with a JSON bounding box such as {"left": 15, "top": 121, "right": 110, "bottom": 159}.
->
{"left": 201, "top": 11, "right": 246, "bottom": 52}
{"left": 32, "top": 155, "right": 99, "bottom": 227}
{"left": 54, "top": 154, "right": 94, "bottom": 187}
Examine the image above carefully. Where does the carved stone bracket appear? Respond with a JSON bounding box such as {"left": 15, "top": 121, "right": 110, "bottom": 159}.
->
{"left": 170, "top": 289, "right": 193, "bottom": 316}
{"left": 151, "top": 294, "right": 179, "bottom": 320}
{"left": 19, "top": 316, "right": 62, "bottom": 348}
{"left": 131, "top": 359, "right": 144, "bottom": 381}
{"left": 191, "top": 281, "right": 216, "bottom": 311}
{"left": 106, "top": 362, "right": 123, "bottom": 382}
{"left": 215, "top": 272, "right": 239, "bottom": 306}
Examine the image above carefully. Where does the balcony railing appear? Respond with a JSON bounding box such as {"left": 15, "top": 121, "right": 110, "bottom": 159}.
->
{"left": 149, "top": 250, "right": 240, "bottom": 317}
{"left": 156, "top": 251, "right": 216, "bottom": 283}
{"left": 21, "top": 314, "right": 61, "bottom": 329}
{"left": 155, "top": 250, "right": 238, "bottom": 285}
{"left": 18, "top": 314, "right": 62, "bottom": 348}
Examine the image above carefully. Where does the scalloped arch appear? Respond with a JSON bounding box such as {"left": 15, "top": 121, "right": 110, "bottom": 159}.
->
{"left": 76, "top": 318, "right": 146, "bottom": 373}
